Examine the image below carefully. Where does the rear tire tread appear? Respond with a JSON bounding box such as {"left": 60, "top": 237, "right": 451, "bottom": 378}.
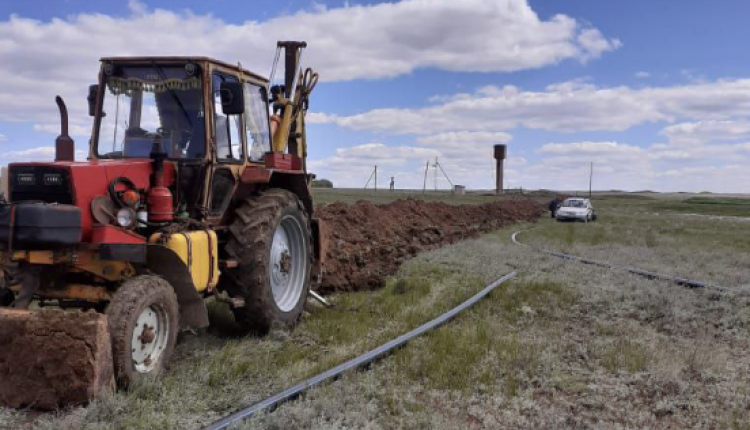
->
{"left": 223, "top": 188, "right": 312, "bottom": 334}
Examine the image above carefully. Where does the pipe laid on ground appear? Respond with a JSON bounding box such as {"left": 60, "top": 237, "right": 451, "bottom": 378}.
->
{"left": 511, "top": 230, "right": 726, "bottom": 293}
{"left": 205, "top": 271, "right": 517, "bottom": 430}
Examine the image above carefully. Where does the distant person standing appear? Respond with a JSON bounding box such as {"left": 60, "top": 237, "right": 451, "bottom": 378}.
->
{"left": 389, "top": 176, "right": 395, "bottom": 193}
{"left": 548, "top": 198, "right": 558, "bottom": 218}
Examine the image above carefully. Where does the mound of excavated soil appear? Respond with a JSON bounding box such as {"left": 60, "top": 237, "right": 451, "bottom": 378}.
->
{"left": 317, "top": 198, "right": 544, "bottom": 292}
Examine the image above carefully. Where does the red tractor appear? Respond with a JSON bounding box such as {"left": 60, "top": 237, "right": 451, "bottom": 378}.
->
{"left": 0, "top": 41, "right": 325, "bottom": 401}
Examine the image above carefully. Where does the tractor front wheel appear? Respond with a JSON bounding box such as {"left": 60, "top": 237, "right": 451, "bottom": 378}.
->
{"left": 106, "top": 275, "right": 179, "bottom": 387}
{"left": 224, "top": 189, "right": 312, "bottom": 334}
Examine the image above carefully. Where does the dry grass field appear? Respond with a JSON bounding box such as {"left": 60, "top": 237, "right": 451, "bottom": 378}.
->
{"left": 2, "top": 190, "right": 749, "bottom": 429}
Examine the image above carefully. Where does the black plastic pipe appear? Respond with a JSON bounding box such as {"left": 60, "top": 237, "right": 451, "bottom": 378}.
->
{"left": 511, "top": 230, "right": 725, "bottom": 293}
{"left": 205, "top": 271, "right": 517, "bottom": 430}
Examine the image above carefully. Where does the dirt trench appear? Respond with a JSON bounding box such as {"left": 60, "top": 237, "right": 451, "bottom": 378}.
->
{"left": 316, "top": 198, "right": 544, "bottom": 292}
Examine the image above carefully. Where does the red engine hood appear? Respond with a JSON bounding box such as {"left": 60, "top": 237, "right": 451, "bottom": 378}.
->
{"left": 8, "top": 159, "right": 175, "bottom": 242}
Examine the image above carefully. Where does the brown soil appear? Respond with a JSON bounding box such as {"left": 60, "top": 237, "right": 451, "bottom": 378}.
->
{"left": 317, "top": 198, "right": 544, "bottom": 292}
{"left": 0, "top": 309, "right": 114, "bottom": 410}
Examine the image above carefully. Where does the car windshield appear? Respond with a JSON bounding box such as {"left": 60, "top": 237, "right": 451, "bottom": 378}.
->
{"left": 96, "top": 64, "right": 206, "bottom": 159}
{"left": 562, "top": 199, "right": 586, "bottom": 208}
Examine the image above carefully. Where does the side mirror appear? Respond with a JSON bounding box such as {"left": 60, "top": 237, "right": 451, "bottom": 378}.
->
{"left": 87, "top": 85, "right": 99, "bottom": 117}
{"left": 220, "top": 81, "right": 244, "bottom": 115}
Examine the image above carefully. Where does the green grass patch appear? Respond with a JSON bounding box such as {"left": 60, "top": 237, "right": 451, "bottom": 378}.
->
{"left": 598, "top": 338, "right": 649, "bottom": 373}
{"left": 655, "top": 196, "right": 750, "bottom": 217}
{"left": 392, "top": 281, "right": 572, "bottom": 396}
{"left": 490, "top": 281, "right": 576, "bottom": 324}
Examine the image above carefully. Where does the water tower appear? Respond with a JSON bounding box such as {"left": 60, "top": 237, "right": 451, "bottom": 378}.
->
{"left": 493, "top": 144, "right": 507, "bottom": 194}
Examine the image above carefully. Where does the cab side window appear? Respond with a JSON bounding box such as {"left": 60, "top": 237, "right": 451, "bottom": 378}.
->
{"left": 213, "top": 73, "right": 244, "bottom": 162}
{"left": 244, "top": 83, "right": 271, "bottom": 162}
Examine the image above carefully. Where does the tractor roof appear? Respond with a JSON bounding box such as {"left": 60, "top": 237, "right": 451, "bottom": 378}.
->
{"left": 100, "top": 56, "right": 268, "bottom": 83}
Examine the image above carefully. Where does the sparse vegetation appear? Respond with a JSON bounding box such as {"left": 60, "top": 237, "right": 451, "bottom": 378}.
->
{"left": 656, "top": 195, "right": 750, "bottom": 217}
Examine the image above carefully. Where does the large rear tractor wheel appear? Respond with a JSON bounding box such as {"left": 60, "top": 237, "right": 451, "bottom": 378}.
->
{"left": 224, "top": 189, "right": 312, "bottom": 334}
{"left": 106, "top": 275, "right": 179, "bottom": 387}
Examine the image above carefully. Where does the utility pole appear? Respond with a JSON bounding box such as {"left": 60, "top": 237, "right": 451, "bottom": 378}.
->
{"left": 436, "top": 159, "right": 454, "bottom": 190}
{"left": 434, "top": 156, "right": 438, "bottom": 191}
{"left": 422, "top": 161, "right": 429, "bottom": 194}
{"left": 363, "top": 165, "right": 378, "bottom": 191}
{"left": 363, "top": 166, "right": 375, "bottom": 190}
{"left": 588, "top": 162, "right": 593, "bottom": 198}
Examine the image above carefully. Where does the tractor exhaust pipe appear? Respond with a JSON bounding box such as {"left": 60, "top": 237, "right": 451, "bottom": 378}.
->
{"left": 54, "top": 96, "right": 75, "bottom": 162}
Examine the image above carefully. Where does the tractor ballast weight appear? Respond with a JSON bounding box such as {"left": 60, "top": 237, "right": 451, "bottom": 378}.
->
{"left": 0, "top": 41, "right": 325, "bottom": 409}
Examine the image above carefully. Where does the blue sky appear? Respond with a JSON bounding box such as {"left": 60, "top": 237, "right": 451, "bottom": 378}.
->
{"left": 1, "top": 0, "right": 750, "bottom": 192}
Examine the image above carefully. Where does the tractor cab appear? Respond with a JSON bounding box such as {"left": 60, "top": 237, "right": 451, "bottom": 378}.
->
{"left": 87, "top": 57, "right": 276, "bottom": 222}
{"left": 89, "top": 57, "right": 271, "bottom": 164}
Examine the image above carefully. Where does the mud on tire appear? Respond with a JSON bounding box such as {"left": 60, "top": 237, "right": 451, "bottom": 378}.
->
{"left": 106, "top": 275, "right": 179, "bottom": 387}
{"left": 223, "top": 188, "right": 312, "bottom": 334}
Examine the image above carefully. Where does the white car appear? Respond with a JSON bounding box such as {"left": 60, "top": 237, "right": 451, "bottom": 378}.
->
{"left": 556, "top": 198, "right": 596, "bottom": 222}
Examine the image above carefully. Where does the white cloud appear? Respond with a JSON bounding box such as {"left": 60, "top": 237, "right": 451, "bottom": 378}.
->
{"left": 0, "top": 133, "right": 6, "bottom": 142}
{"left": 0, "top": 146, "right": 88, "bottom": 164}
{"left": 316, "top": 79, "right": 750, "bottom": 134}
{"left": 653, "top": 164, "right": 750, "bottom": 193}
{"left": 527, "top": 139, "right": 750, "bottom": 192}
{"left": 309, "top": 142, "right": 438, "bottom": 173}
{"left": 1, "top": 146, "right": 55, "bottom": 160}
{"left": 539, "top": 141, "right": 642, "bottom": 156}
{"left": 128, "top": 0, "right": 148, "bottom": 16}
{"left": 308, "top": 142, "right": 442, "bottom": 188}
{"left": 525, "top": 141, "right": 650, "bottom": 190}
{"left": 309, "top": 133, "right": 515, "bottom": 190}
{"left": 0, "top": 0, "right": 617, "bottom": 131}
{"left": 415, "top": 131, "right": 511, "bottom": 162}
{"left": 310, "top": 133, "right": 750, "bottom": 192}
{"left": 660, "top": 120, "right": 750, "bottom": 146}
{"left": 577, "top": 28, "right": 621, "bottom": 62}
{"left": 33, "top": 123, "right": 91, "bottom": 138}
{"left": 635, "top": 71, "right": 650, "bottom": 79}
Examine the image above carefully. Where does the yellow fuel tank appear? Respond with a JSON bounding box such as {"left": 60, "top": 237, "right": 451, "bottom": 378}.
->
{"left": 149, "top": 230, "right": 220, "bottom": 293}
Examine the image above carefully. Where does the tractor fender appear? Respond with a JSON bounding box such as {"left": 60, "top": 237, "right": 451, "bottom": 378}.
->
{"left": 146, "top": 245, "right": 209, "bottom": 329}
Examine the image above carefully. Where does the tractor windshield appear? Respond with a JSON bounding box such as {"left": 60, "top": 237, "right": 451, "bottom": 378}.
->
{"left": 96, "top": 64, "right": 206, "bottom": 159}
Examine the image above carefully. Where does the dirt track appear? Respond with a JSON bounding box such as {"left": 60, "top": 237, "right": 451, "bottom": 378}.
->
{"left": 317, "top": 198, "right": 544, "bottom": 292}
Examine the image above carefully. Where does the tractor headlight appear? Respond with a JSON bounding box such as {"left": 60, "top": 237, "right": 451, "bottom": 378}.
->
{"left": 16, "top": 173, "right": 36, "bottom": 186}
{"left": 43, "top": 173, "right": 63, "bottom": 186}
{"left": 116, "top": 207, "right": 136, "bottom": 228}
